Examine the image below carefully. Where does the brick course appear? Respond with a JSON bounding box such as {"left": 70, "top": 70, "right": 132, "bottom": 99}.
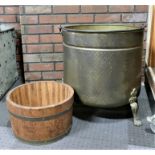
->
{"left": 81, "top": 5, "right": 107, "bottom": 13}
{"left": 25, "top": 72, "right": 42, "bottom": 80}
{"left": 5, "top": 6, "right": 19, "bottom": 14}
{"left": 67, "top": 14, "right": 94, "bottom": 23}
{"left": 29, "top": 63, "right": 54, "bottom": 71}
{"left": 122, "top": 13, "right": 147, "bottom": 22}
{"left": 40, "top": 34, "right": 62, "bottom": 43}
{"left": 109, "top": 5, "right": 134, "bottom": 12}
{"left": 22, "top": 25, "right": 53, "bottom": 34}
{"left": 135, "top": 5, "right": 148, "bottom": 12}
{"left": 39, "top": 15, "right": 66, "bottom": 24}
{"left": 0, "top": 7, "right": 4, "bottom": 14}
{"left": 54, "top": 44, "right": 63, "bottom": 52}
{"left": 0, "top": 15, "right": 16, "bottom": 22}
{"left": 27, "top": 44, "right": 53, "bottom": 53}
{"left": 95, "top": 14, "right": 121, "bottom": 22}
{"left": 20, "top": 15, "right": 38, "bottom": 24}
{"left": 22, "top": 35, "right": 39, "bottom": 44}
{"left": 23, "top": 54, "right": 41, "bottom": 63}
{"left": 25, "top": 6, "right": 52, "bottom": 14}
{"left": 55, "top": 62, "right": 64, "bottom": 71}
{"left": 42, "top": 71, "right": 63, "bottom": 80}
{"left": 53, "top": 5, "right": 80, "bottom": 13}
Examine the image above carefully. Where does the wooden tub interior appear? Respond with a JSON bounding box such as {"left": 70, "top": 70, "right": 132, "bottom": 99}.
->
{"left": 9, "top": 81, "right": 72, "bottom": 107}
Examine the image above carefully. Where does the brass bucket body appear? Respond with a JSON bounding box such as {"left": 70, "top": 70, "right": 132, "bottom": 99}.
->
{"left": 62, "top": 24, "right": 144, "bottom": 108}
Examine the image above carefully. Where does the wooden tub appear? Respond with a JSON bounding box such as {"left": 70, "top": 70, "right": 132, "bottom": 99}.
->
{"left": 6, "top": 81, "right": 74, "bottom": 143}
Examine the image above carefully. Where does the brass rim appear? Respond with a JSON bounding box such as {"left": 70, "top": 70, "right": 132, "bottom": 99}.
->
{"left": 62, "top": 24, "right": 144, "bottom": 33}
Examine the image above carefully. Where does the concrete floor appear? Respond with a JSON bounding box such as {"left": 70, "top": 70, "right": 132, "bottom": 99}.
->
{"left": 0, "top": 79, "right": 155, "bottom": 150}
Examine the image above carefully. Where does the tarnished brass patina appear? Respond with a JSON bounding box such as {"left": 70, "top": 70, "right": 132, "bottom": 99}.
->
{"left": 61, "top": 24, "right": 144, "bottom": 109}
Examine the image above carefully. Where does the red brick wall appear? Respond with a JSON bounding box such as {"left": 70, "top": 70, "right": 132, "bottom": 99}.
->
{"left": 0, "top": 6, "right": 24, "bottom": 78}
{"left": 1, "top": 5, "right": 148, "bottom": 82}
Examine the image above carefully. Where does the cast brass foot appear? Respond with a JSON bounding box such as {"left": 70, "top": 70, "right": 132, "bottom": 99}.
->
{"left": 130, "top": 102, "right": 142, "bottom": 126}
{"left": 129, "top": 88, "right": 142, "bottom": 126}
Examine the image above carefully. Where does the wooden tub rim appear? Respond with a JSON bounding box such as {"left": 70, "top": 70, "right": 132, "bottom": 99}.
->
{"left": 6, "top": 81, "right": 74, "bottom": 110}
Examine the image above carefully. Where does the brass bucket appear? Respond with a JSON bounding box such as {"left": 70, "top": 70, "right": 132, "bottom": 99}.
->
{"left": 61, "top": 24, "right": 144, "bottom": 126}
